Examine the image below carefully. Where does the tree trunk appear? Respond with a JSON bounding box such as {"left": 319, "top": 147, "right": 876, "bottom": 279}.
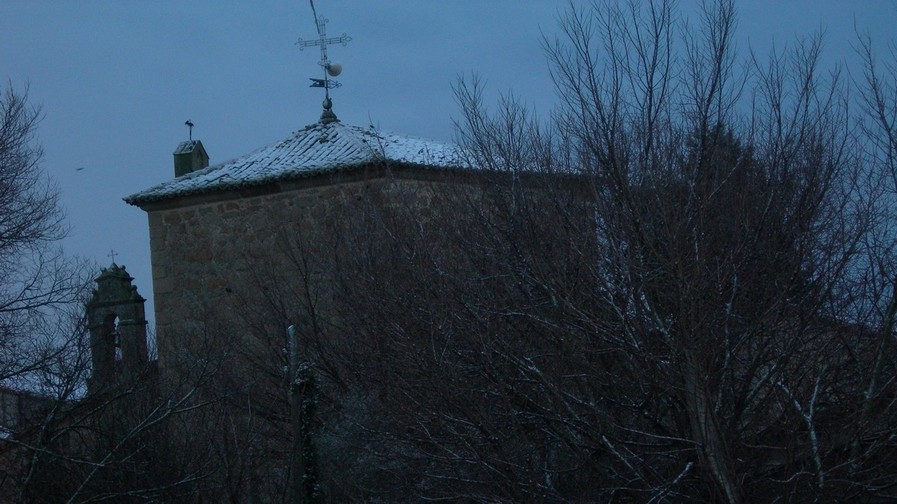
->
{"left": 683, "top": 350, "right": 741, "bottom": 504}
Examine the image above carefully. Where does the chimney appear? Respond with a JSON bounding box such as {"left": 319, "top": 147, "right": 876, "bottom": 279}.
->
{"left": 173, "top": 140, "right": 209, "bottom": 177}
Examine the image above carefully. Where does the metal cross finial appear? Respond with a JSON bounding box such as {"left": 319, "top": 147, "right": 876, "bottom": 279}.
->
{"left": 108, "top": 249, "right": 118, "bottom": 264}
{"left": 296, "top": 0, "right": 351, "bottom": 107}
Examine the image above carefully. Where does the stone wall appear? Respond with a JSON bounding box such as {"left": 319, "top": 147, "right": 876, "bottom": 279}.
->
{"left": 145, "top": 171, "right": 448, "bottom": 381}
{"left": 135, "top": 167, "right": 492, "bottom": 499}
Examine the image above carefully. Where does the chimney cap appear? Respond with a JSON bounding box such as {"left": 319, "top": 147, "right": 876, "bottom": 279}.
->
{"left": 173, "top": 139, "right": 209, "bottom": 177}
{"left": 173, "top": 140, "right": 204, "bottom": 156}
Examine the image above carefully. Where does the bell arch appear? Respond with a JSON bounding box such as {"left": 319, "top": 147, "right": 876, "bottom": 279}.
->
{"left": 86, "top": 263, "right": 148, "bottom": 395}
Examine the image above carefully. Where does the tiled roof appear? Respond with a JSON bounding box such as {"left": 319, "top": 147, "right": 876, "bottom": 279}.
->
{"left": 125, "top": 121, "right": 464, "bottom": 205}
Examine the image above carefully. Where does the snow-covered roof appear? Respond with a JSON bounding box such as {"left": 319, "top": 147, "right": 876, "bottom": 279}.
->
{"left": 126, "top": 121, "right": 465, "bottom": 206}
{"left": 172, "top": 140, "right": 203, "bottom": 156}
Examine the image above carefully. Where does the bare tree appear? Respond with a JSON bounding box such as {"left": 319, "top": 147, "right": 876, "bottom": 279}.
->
{"left": 849, "top": 25, "right": 897, "bottom": 496}
{"left": 0, "top": 83, "right": 88, "bottom": 383}
{"left": 0, "top": 316, "right": 233, "bottom": 503}
{"left": 259, "top": 1, "right": 894, "bottom": 501}
{"left": 436, "top": 0, "right": 888, "bottom": 500}
{"left": 0, "top": 85, "right": 232, "bottom": 503}
{"left": 11, "top": 2, "right": 888, "bottom": 501}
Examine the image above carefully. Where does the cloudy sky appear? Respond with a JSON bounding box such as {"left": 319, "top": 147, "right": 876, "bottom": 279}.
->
{"left": 1, "top": 1, "right": 895, "bottom": 328}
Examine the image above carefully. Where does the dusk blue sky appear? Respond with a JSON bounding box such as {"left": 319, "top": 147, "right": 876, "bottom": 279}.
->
{"left": 1, "top": 1, "right": 895, "bottom": 330}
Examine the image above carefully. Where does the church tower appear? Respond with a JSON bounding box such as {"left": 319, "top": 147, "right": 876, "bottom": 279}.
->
{"left": 86, "top": 263, "right": 148, "bottom": 395}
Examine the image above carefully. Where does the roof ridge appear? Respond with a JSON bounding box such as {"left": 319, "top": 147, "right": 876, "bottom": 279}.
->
{"left": 337, "top": 123, "right": 388, "bottom": 160}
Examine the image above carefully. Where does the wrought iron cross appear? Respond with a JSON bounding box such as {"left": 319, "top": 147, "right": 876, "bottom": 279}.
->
{"left": 296, "top": 0, "right": 351, "bottom": 93}
{"left": 108, "top": 249, "right": 118, "bottom": 264}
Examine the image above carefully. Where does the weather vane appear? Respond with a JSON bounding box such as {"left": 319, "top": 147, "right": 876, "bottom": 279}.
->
{"left": 296, "top": 0, "right": 351, "bottom": 122}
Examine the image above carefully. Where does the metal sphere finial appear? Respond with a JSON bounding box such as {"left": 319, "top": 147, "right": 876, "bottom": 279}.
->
{"left": 320, "top": 96, "right": 337, "bottom": 123}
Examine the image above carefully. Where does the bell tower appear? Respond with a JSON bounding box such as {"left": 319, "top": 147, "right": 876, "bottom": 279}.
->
{"left": 86, "top": 262, "right": 148, "bottom": 395}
